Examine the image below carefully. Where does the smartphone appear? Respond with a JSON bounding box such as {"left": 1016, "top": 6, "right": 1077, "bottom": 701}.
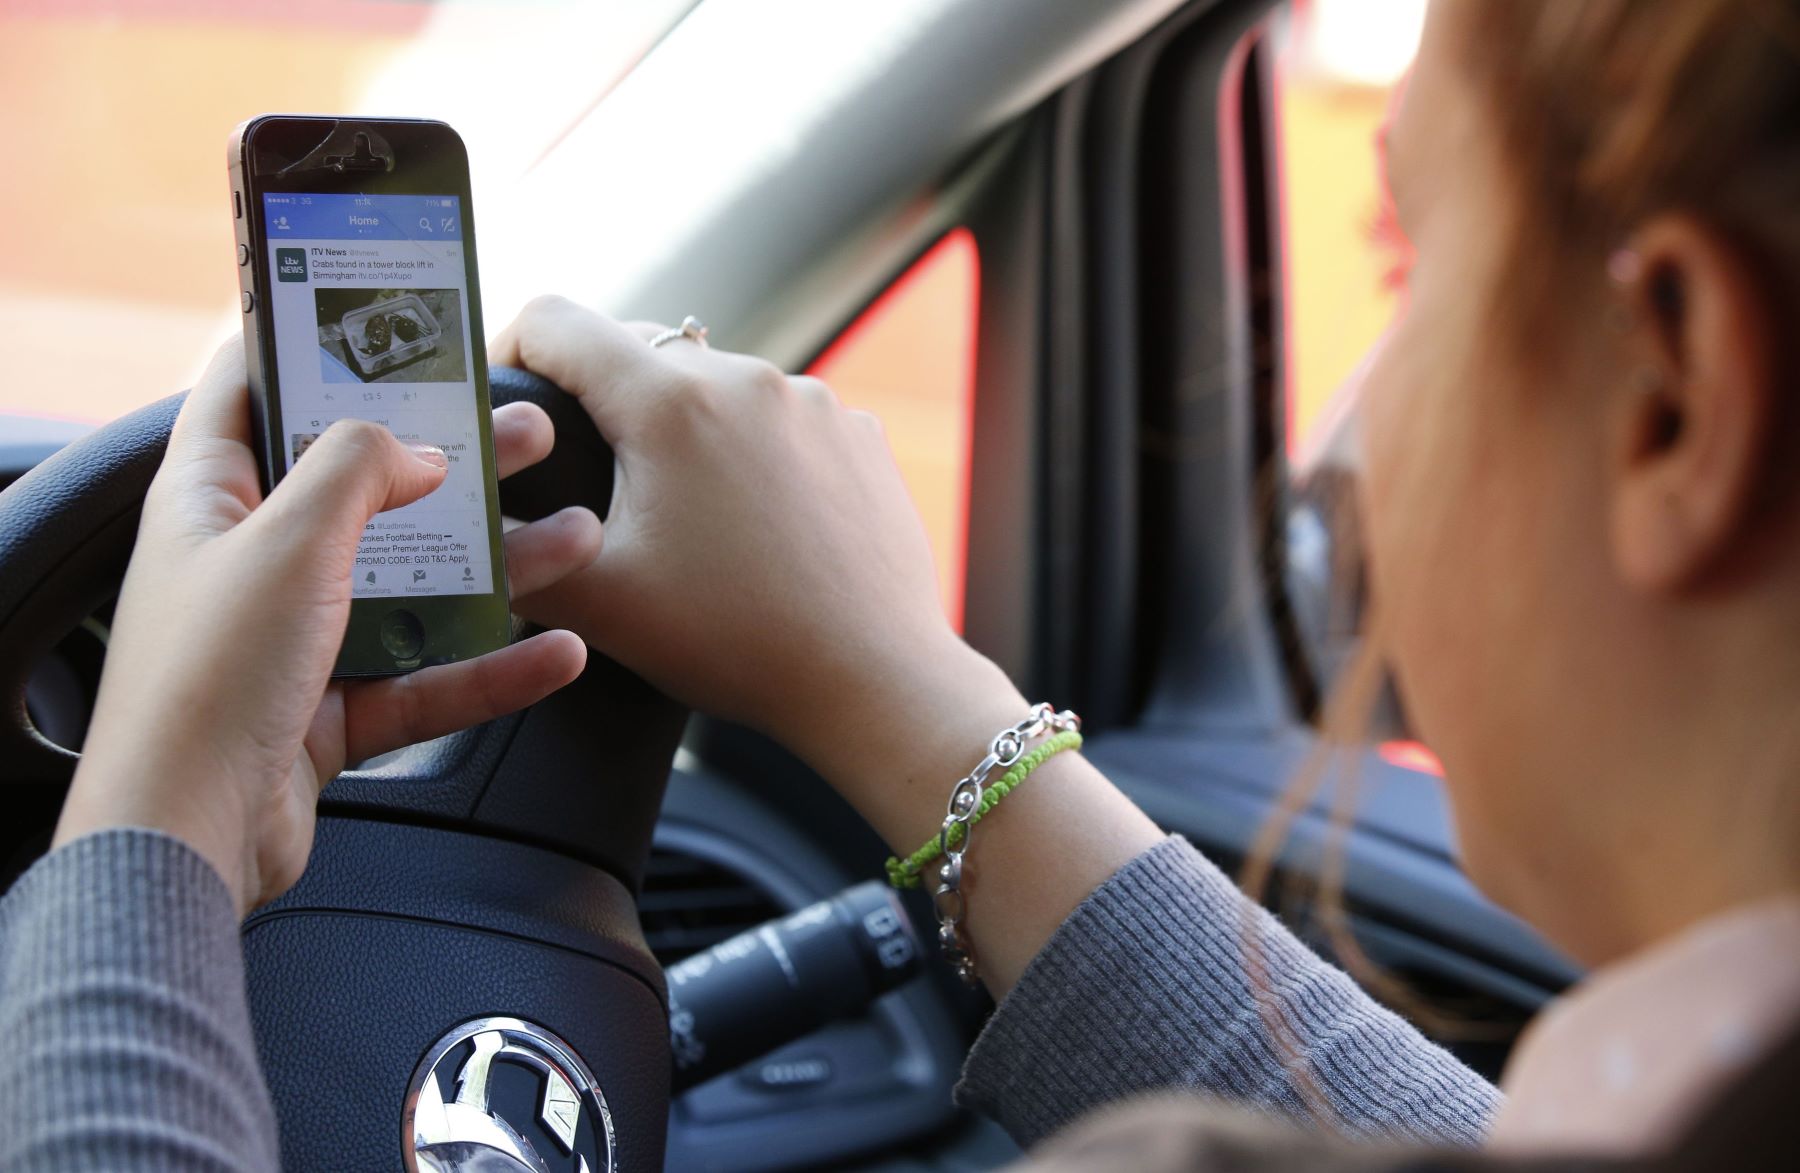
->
{"left": 228, "top": 116, "right": 510, "bottom": 676}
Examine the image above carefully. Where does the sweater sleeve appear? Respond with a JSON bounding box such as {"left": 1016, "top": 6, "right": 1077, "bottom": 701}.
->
{"left": 955, "top": 835, "right": 1501, "bottom": 1151}
{"left": 0, "top": 828, "right": 280, "bottom": 1171}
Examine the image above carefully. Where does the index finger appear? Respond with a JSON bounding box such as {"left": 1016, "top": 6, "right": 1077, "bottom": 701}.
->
{"left": 152, "top": 340, "right": 264, "bottom": 523}
{"left": 488, "top": 295, "right": 675, "bottom": 440}
{"left": 165, "top": 339, "right": 253, "bottom": 445}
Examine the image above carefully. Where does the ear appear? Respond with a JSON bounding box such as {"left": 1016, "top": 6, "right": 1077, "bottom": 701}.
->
{"left": 1608, "top": 215, "right": 1778, "bottom": 592}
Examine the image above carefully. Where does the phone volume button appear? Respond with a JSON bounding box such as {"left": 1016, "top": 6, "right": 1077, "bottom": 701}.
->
{"left": 241, "top": 290, "right": 255, "bottom": 313}
{"left": 238, "top": 243, "right": 250, "bottom": 266}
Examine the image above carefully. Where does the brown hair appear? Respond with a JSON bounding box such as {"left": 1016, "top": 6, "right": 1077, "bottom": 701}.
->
{"left": 1456, "top": 0, "right": 1800, "bottom": 325}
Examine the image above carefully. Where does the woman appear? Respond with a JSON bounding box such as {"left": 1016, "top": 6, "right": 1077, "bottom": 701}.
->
{"left": 2, "top": 0, "right": 1796, "bottom": 1167}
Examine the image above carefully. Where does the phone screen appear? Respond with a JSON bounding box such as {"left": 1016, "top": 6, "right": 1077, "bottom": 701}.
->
{"left": 260, "top": 191, "right": 494, "bottom": 600}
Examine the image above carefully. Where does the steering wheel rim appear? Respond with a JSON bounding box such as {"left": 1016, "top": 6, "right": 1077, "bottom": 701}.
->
{"left": 0, "top": 364, "right": 687, "bottom": 881}
{"left": 0, "top": 391, "right": 177, "bottom": 785}
{"left": 0, "top": 367, "right": 686, "bottom": 1171}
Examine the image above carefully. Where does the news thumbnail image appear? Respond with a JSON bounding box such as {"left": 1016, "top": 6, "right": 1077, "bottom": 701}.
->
{"left": 316, "top": 288, "right": 467, "bottom": 384}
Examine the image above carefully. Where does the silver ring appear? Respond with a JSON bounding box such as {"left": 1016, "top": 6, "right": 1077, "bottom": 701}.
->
{"left": 649, "top": 314, "right": 709, "bottom": 349}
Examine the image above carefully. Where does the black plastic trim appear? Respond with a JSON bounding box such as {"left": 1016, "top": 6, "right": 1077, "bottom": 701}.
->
{"left": 248, "top": 816, "right": 665, "bottom": 1002}
{"left": 241, "top": 815, "right": 669, "bottom": 1172}
{"left": 659, "top": 770, "right": 967, "bottom": 1173}
{"left": 960, "top": 117, "right": 1052, "bottom": 684}
{"left": 1086, "top": 732, "right": 1578, "bottom": 990}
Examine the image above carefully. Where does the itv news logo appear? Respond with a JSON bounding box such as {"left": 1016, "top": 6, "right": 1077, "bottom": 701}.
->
{"left": 275, "top": 248, "right": 307, "bottom": 282}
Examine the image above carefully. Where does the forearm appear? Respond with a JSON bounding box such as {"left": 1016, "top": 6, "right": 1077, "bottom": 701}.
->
{"left": 957, "top": 836, "right": 1501, "bottom": 1148}
{"left": 0, "top": 829, "right": 280, "bottom": 1171}
{"left": 793, "top": 643, "right": 1497, "bottom": 1149}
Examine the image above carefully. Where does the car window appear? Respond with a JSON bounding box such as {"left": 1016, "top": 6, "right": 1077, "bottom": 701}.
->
{"left": 1273, "top": 0, "right": 1421, "bottom": 456}
{"left": 1271, "top": 0, "right": 1432, "bottom": 761}
{"left": 808, "top": 229, "right": 979, "bottom": 631}
{"left": 0, "top": 0, "right": 689, "bottom": 424}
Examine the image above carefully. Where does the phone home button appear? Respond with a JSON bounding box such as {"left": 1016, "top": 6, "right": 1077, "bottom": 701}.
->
{"left": 379, "top": 610, "right": 425, "bottom": 660}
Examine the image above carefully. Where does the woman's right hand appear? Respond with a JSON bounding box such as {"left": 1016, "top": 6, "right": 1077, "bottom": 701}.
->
{"left": 491, "top": 296, "right": 1023, "bottom": 785}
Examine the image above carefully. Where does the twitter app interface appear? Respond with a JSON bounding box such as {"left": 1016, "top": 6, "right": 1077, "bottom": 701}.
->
{"left": 262, "top": 192, "right": 493, "bottom": 599}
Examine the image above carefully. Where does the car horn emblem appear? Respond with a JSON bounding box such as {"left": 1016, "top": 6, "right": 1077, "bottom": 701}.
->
{"left": 403, "top": 1016, "right": 616, "bottom": 1173}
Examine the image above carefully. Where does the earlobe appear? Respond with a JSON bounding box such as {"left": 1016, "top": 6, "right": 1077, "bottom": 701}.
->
{"left": 1606, "top": 217, "right": 1777, "bottom": 594}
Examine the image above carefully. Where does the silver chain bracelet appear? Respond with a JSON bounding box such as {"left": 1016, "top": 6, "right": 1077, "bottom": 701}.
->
{"left": 931, "top": 702, "right": 1081, "bottom": 985}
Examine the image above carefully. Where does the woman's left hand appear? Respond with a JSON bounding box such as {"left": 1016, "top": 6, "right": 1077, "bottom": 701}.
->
{"left": 53, "top": 342, "right": 603, "bottom": 915}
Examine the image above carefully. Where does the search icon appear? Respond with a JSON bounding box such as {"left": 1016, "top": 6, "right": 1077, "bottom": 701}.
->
{"left": 418, "top": 217, "right": 434, "bottom": 232}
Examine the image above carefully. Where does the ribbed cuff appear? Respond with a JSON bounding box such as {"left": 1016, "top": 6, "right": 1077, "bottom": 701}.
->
{"left": 955, "top": 835, "right": 1498, "bottom": 1150}
{"left": 0, "top": 828, "right": 281, "bottom": 1170}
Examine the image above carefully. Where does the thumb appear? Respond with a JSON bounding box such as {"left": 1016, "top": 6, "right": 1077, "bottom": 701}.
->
{"left": 251, "top": 419, "right": 448, "bottom": 554}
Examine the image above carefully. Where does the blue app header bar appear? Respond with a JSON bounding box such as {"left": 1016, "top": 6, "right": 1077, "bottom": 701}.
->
{"left": 262, "top": 192, "right": 461, "bottom": 241}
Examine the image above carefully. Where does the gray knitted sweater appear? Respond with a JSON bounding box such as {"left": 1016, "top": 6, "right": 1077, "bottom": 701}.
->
{"left": 0, "top": 829, "right": 1498, "bottom": 1169}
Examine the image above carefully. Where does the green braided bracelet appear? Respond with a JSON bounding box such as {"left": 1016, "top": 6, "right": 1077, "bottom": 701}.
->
{"left": 885, "top": 729, "right": 1084, "bottom": 889}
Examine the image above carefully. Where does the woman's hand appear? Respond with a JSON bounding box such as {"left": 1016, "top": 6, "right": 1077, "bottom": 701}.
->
{"left": 491, "top": 297, "right": 1022, "bottom": 785}
{"left": 54, "top": 343, "right": 603, "bottom": 915}
{"left": 492, "top": 299, "right": 1163, "bottom": 997}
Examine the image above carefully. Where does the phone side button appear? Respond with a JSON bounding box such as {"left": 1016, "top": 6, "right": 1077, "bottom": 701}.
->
{"left": 238, "top": 243, "right": 250, "bottom": 266}
{"left": 241, "top": 290, "right": 255, "bottom": 313}
{"left": 379, "top": 610, "right": 425, "bottom": 660}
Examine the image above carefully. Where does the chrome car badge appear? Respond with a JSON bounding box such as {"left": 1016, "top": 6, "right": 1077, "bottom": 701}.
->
{"left": 403, "top": 1016, "right": 616, "bottom": 1173}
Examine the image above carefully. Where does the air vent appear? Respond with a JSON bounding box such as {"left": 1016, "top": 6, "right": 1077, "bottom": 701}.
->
{"left": 638, "top": 846, "right": 783, "bottom": 968}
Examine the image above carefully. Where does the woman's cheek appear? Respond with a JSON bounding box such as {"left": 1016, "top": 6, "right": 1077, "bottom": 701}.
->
{"left": 1355, "top": 328, "right": 1424, "bottom": 615}
{"left": 1355, "top": 318, "right": 1469, "bottom": 741}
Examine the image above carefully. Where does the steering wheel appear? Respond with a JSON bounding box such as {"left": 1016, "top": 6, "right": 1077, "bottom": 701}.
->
{"left": 0, "top": 368, "right": 689, "bottom": 1171}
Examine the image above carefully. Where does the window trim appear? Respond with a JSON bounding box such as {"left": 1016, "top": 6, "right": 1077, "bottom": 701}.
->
{"left": 1038, "top": 0, "right": 1581, "bottom": 1066}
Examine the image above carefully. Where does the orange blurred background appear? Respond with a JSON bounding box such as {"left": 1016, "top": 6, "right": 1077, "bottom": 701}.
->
{"left": 1278, "top": 74, "right": 1402, "bottom": 449}
{"left": 0, "top": 0, "right": 1417, "bottom": 627}
{"left": 0, "top": 2, "right": 427, "bottom": 422}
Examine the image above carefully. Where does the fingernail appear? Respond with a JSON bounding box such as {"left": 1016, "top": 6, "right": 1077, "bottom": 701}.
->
{"left": 409, "top": 443, "right": 448, "bottom": 470}
{"left": 556, "top": 505, "right": 598, "bottom": 527}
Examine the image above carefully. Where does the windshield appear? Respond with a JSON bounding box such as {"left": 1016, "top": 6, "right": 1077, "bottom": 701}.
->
{"left": 0, "top": 0, "right": 691, "bottom": 425}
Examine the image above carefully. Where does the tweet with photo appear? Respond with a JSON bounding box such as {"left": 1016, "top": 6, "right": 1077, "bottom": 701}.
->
{"left": 262, "top": 192, "right": 493, "bottom": 600}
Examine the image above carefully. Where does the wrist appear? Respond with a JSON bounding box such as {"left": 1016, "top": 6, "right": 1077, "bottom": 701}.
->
{"left": 56, "top": 753, "right": 255, "bottom": 917}
{"left": 786, "top": 636, "right": 1036, "bottom": 855}
{"left": 771, "top": 634, "right": 1167, "bottom": 998}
